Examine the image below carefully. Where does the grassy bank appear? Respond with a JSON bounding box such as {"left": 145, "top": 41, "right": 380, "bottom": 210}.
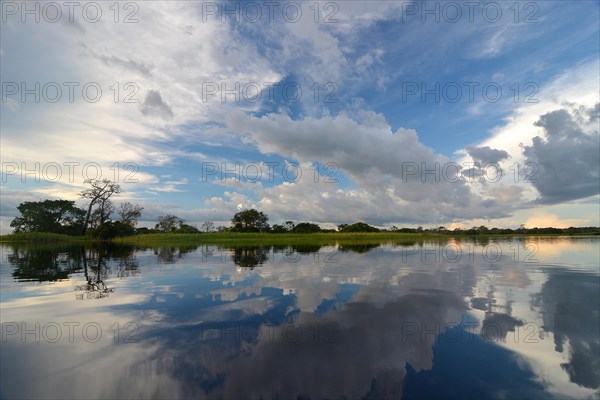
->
{"left": 0, "top": 232, "right": 89, "bottom": 243}
{"left": 1, "top": 231, "right": 597, "bottom": 247}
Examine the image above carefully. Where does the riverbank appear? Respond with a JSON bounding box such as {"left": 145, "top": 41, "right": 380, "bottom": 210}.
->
{"left": 1, "top": 231, "right": 597, "bottom": 246}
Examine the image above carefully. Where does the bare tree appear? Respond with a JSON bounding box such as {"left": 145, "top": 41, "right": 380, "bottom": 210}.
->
{"left": 201, "top": 221, "right": 214, "bottom": 232}
{"left": 118, "top": 201, "right": 144, "bottom": 226}
{"left": 155, "top": 214, "right": 183, "bottom": 232}
{"left": 90, "top": 199, "right": 114, "bottom": 229}
{"left": 80, "top": 179, "right": 121, "bottom": 235}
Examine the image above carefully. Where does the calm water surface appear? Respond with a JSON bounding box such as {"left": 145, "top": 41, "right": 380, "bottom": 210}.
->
{"left": 1, "top": 237, "right": 599, "bottom": 399}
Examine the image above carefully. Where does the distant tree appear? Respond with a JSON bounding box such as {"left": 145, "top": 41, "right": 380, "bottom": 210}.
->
{"left": 231, "top": 209, "right": 269, "bottom": 232}
{"left": 80, "top": 179, "right": 121, "bottom": 235}
{"left": 337, "top": 224, "right": 348, "bottom": 232}
{"left": 292, "top": 222, "right": 322, "bottom": 233}
{"left": 10, "top": 200, "right": 85, "bottom": 235}
{"left": 118, "top": 202, "right": 144, "bottom": 226}
{"left": 285, "top": 221, "right": 295, "bottom": 231}
{"left": 201, "top": 221, "right": 214, "bottom": 232}
{"left": 179, "top": 223, "right": 199, "bottom": 233}
{"left": 271, "top": 224, "right": 288, "bottom": 233}
{"left": 339, "top": 222, "right": 380, "bottom": 233}
{"left": 155, "top": 214, "right": 184, "bottom": 232}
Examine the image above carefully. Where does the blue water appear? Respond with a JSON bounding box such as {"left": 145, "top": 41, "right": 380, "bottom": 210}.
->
{"left": 1, "top": 237, "right": 598, "bottom": 399}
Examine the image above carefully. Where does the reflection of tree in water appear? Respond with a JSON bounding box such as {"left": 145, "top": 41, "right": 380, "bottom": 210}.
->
{"left": 109, "top": 244, "right": 140, "bottom": 278}
{"left": 531, "top": 270, "right": 600, "bottom": 389}
{"left": 75, "top": 245, "right": 140, "bottom": 300}
{"left": 7, "top": 243, "right": 139, "bottom": 299}
{"left": 338, "top": 243, "right": 380, "bottom": 254}
{"left": 200, "top": 244, "right": 214, "bottom": 258}
{"left": 289, "top": 244, "right": 324, "bottom": 254}
{"left": 232, "top": 247, "right": 268, "bottom": 270}
{"left": 9, "top": 245, "right": 85, "bottom": 282}
{"left": 272, "top": 244, "right": 324, "bottom": 261}
{"left": 75, "top": 247, "right": 114, "bottom": 300}
{"left": 154, "top": 245, "right": 196, "bottom": 264}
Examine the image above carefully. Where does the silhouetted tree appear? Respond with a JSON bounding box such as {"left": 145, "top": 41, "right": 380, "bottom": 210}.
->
{"left": 231, "top": 209, "right": 269, "bottom": 232}
{"left": 118, "top": 201, "right": 144, "bottom": 226}
{"left": 201, "top": 221, "right": 214, "bottom": 232}
{"left": 10, "top": 200, "right": 85, "bottom": 235}
{"left": 80, "top": 179, "right": 121, "bottom": 235}
{"left": 155, "top": 214, "right": 184, "bottom": 232}
{"left": 292, "top": 222, "right": 322, "bottom": 233}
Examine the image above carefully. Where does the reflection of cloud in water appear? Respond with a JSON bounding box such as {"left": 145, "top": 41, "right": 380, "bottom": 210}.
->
{"left": 1, "top": 340, "right": 182, "bottom": 399}
{"left": 532, "top": 269, "right": 600, "bottom": 390}
{"left": 2, "top": 237, "right": 598, "bottom": 398}
{"left": 137, "top": 290, "right": 467, "bottom": 399}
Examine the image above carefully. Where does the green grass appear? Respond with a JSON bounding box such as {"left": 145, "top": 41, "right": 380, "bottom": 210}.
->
{"left": 0, "top": 232, "right": 88, "bottom": 243}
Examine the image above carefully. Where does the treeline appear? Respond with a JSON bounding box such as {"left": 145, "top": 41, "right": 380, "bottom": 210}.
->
{"left": 9, "top": 179, "right": 143, "bottom": 240}
{"left": 9, "top": 190, "right": 600, "bottom": 240}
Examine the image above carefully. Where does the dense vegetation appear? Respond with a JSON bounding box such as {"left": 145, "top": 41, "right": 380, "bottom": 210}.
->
{"left": 3, "top": 181, "right": 599, "bottom": 243}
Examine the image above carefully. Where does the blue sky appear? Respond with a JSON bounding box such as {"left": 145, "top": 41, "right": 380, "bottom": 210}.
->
{"left": 1, "top": 0, "right": 599, "bottom": 230}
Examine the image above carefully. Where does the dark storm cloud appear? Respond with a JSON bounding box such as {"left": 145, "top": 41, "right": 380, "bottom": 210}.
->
{"left": 141, "top": 90, "right": 174, "bottom": 119}
{"left": 523, "top": 103, "right": 600, "bottom": 204}
{"left": 466, "top": 146, "right": 510, "bottom": 164}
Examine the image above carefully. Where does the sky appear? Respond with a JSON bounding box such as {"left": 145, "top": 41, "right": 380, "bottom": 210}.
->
{"left": 1, "top": 0, "right": 599, "bottom": 231}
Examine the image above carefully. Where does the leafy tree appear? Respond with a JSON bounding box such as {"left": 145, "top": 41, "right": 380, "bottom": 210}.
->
{"left": 118, "top": 202, "right": 144, "bottom": 226}
{"left": 478, "top": 225, "right": 489, "bottom": 232}
{"left": 92, "top": 221, "right": 135, "bottom": 239}
{"left": 339, "top": 222, "right": 380, "bottom": 233}
{"left": 285, "top": 221, "right": 295, "bottom": 231}
{"left": 231, "top": 209, "right": 269, "bottom": 232}
{"left": 179, "top": 223, "right": 199, "bottom": 233}
{"left": 10, "top": 200, "right": 85, "bottom": 235}
{"left": 80, "top": 179, "right": 121, "bottom": 235}
{"left": 155, "top": 214, "right": 184, "bottom": 232}
{"left": 201, "top": 221, "right": 214, "bottom": 232}
{"left": 271, "top": 224, "right": 288, "bottom": 233}
{"left": 292, "top": 222, "right": 322, "bottom": 233}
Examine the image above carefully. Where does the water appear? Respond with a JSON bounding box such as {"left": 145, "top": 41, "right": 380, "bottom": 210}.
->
{"left": 1, "top": 237, "right": 598, "bottom": 399}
